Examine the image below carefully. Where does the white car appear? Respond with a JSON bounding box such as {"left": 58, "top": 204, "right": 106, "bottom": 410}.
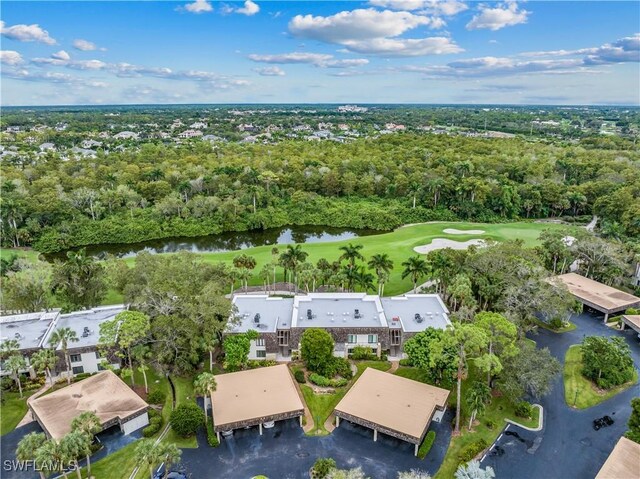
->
{"left": 262, "top": 421, "right": 275, "bottom": 429}
{"left": 221, "top": 430, "right": 234, "bottom": 437}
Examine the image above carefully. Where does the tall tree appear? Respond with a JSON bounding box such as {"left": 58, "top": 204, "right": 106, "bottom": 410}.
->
{"left": 6, "top": 354, "right": 27, "bottom": 397}
{"left": 61, "top": 431, "right": 89, "bottom": 479}
{"left": 99, "top": 310, "right": 150, "bottom": 387}
{"left": 432, "top": 323, "right": 488, "bottom": 434}
{"left": 474, "top": 312, "right": 518, "bottom": 386}
{"left": 71, "top": 411, "right": 102, "bottom": 477}
{"left": 401, "top": 256, "right": 430, "bottom": 293}
{"left": 339, "top": 243, "right": 364, "bottom": 271}
{"left": 465, "top": 381, "right": 491, "bottom": 430}
{"left": 51, "top": 249, "right": 107, "bottom": 311}
{"left": 49, "top": 327, "right": 79, "bottom": 384}
{"left": 498, "top": 341, "right": 560, "bottom": 401}
{"left": 134, "top": 438, "right": 163, "bottom": 479}
{"left": 193, "top": 372, "right": 217, "bottom": 424}
{"left": 16, "top": 432, "right": 48, "bottom": 479}
{"left": 30, "top": 348, "right": 58, "bottom": 387}
{"left": 367, "top": 253, "right": 394, "bottom": 296}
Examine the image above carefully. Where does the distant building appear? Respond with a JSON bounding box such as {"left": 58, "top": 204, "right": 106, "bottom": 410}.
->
{"left": 178, "top": 129, "right": 203, "bottom": 139}
{"left": 81, "top": 139, "right": 102, "bottom": 149}
{"left": 70, "top": 147, "right": 97, "bottom": 158}
{"left": 189, "top": 121, "right": 208, "bottom": 129}
{"left": 39, "top": 142, "right": 56, "bottom": 152}
{"left": 338, "top": 105, "right": 368, "bottom": 113}
{"left": 228, "top": 293, "right": 450, "bottom": 361}
{"left": 113, "top": 131, "right": 139, "bottom": 140}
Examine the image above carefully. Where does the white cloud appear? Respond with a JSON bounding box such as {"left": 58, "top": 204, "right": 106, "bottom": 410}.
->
{"left": 253, "top": 66, "right": 286, "bottom": 76}
{"left": 341, "top": 36, "right": 462, "bottom": 56}
{"left": 72, "top": 39, "right": 105, "bottom": 51}
{"left": 466, "top": 2, "right": 529, "bottom": 31}
{"left": 248, "top": 52, "right": 370, "bottom": 68}
{"left": 369, "top": 0, "right": 467, "bottom": 16}
{"left": 0, "top": 50, "right": 24, "bottom": 66}
{"left": 237, "top": 0, "right": 260, "bottom": 16}
{"left": 183, "top": 0, "right": 213, "bottom": 14}
{"left": 223, "top": 0, "right": 260, "bottom": 16}
{"left": 289, "top": 8, "right": 459, "bottom": 57}
{"left": 0, "top": 21, "right": 56, "bottom": 45}
{"left": 51, "top": 50, "right": 71, "bottom": 61}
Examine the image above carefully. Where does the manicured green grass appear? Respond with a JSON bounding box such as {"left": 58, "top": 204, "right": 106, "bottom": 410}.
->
{"left": 533, "top": 318, "right": 577, "bottom": 334}
{"left": 563, "top": 345, "right": 638, "bottom": 409}
{"left": 120, "top": 221, "right": 571, "bottom": 296}
{"left": 0, "top": 390, "right": 36, "bottom": 436}
{"left": 301, "top": 360, "right": 391, "bottom": 435}
{"left": 394, "top": 363, "right": 539, "bottom": 479}
{"left": 165, "top": 374, "right": 198, "bottom": 448}
{"left": 82, "top": 441, "right": 141, "bottom": 479}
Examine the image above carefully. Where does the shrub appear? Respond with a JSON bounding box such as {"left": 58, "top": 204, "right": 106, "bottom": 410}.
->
{"left": 350, "top": 346, "right": 376, "bottom": 361}
{"left": 417, "top": 431, "right": 436, "bottom": 459}
{"left": 311, "top": 458, "right": 336, "bottom": 478}
{"left": 458, "top": 438, "right": 488, "bottom": 463}
{"left": 548, "top": 317, "right": 563, "bottom": 330}
{"left": 330, "top": 357, "right": 353, "bottom": 379}
{"left": 300, "top": 329, "right": 335, "bottom": 376}
{"left": 170, "top": 402, "right": 205, "bottom": 437}
{"left": 149, "top": 416, "right": 163, "bottom": 428}
{"left": 142, "top": 423, "right": 160, "bottom": 437}
{"left": 399, "top": 358, "right": 413, "bottom": 367}
{"left": 75, "top": 373, "right": 92, "bottom": 380}
{"left": 206, "top": 421, "right": 219, "bottom": 447}
{"left": 485, "top": 420, "right": 497, "bottom": 430}
{"left": 515, "top": 401, "right": 533, "bottom": 419}
{"left": 308, "top": 373, "right": 348, "bottom": 388}
{"left": 247, "top": 359, "right": 278, "bottom": 369}
{"left": 294, "top": 369, "right": 306, "bottom": 383}
{"left": 148, "top": 408, "right": 160, "bottom": 419}
{"left": 581, "top": 336, "right": 635, "bottom": 389}
{"left": 0, "top": 376, "right": 14, "bottom": 391}
{"left": 147, "top": 389, "right": 166, "bottom": 405}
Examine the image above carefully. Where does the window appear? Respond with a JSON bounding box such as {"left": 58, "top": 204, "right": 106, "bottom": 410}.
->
{"left": 72, "top": 366, "right": 84, "bottom": 374}
{"left": 97, "top": 363, "right": 105, "bottom": 371}
{"left": 256, "top": 350, "right": 266, "bottom": 358}
{"left": 347, "top": 335, "right": 357, "bottom": 344}
{"left": 95, "top": 351, "right": 101, "bottom": 359}
{"left": 255, "top": 338, "right": 265, "bottom": 347}
{"left": 368, "top": 334, "right": 378, "bottom": 344}
{"left": 70, "top": 354, "right": 82, "bottom": 363}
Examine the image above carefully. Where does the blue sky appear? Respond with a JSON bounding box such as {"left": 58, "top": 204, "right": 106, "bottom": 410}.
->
{"left": 1, "top": 1, "right": 639, "bottom": 105}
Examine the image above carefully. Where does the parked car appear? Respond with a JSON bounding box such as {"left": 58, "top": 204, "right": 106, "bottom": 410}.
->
{"left": 221, "top": 429, "right": 234, "bottom": 436}
{"left": 263, "top": 421, "right": 275, "bottom": 429}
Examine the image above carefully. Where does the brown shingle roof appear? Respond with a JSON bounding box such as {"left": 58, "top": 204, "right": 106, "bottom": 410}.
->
{"left": 334, "top": 368, "right": 449, "bottom": 443}
{"left": 29, "top": 370, "right": 148, "bottom": 439}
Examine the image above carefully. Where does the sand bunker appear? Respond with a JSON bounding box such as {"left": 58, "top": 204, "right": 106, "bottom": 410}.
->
{"left": 443, "top": 228, "right": 486, "bottom": 235}
{"left": 414, "top": 238, "right": 486, "bottom": 254}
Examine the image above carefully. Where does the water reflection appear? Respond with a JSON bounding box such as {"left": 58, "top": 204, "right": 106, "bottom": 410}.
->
{"left": 58, "top": 225, "right": 387, "bottom": 260}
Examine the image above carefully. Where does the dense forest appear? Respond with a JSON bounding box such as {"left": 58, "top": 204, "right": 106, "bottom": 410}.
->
{"left": 2, "top": 132, "right": 638, "bottom": 253}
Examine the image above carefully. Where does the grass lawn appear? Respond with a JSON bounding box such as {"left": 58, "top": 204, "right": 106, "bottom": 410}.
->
{"left": 164, "top": 374, "right": 198, "bottom": 448}
{"left": 563, "top": 345, "right": 638, "bottom": 409}
{"left": 533, "top": 318, "right": 577, "bottom": 334}
{"left": 301, "top": 360, "right": 391, "bottom": 435}
{"left": 394, "top": 363, "right": 539, "bottom": 478}
{"left": 0, "top": 389, "right": 36, "bottom": 436}
{"left": 118, "top": 221, "right": 572, "bottom": 296}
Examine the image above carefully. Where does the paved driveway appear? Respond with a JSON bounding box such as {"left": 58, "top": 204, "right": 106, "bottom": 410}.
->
{"left": 181, "top": 410, "right": 453, "bottom": 479}
{"left": 480, "top": 311, "right": 640, "bottom": 479}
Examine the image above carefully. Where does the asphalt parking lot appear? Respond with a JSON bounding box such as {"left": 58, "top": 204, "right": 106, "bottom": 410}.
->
{"left": 181, "top": 410, "right": 453, "bottom": 479}
{"left": 480, "top": 311, "right": 640, "bottom": 479}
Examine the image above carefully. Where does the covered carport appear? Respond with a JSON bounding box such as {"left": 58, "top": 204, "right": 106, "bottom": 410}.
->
{"left": 211, "top": 364, "right": 304, "bottom": 441}
{"left": 333, "top": 367, "right": 449, "bottom": 456}
{"left": 550, "top": 273, "right": 640, "bottom": 323}
{"left": 620, "top": 314, "right": 640, "bottom": 335}
{"left": 595, "top": 436, "right": 640, "bottom": 479}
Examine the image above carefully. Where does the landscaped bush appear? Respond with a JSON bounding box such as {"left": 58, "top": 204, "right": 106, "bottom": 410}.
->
{"left": 457, "top": 438, "right": 488, "bottom": 463}
{"left": 148, "top": 408, "right": 160, "bottom": 419}
{"left": 170, "top": 402, "right": 205, "bottom": 437}
{"left": 142, "top": 423, "right": 160, "bottom": 437}
{"left": 147, "top": 389, "right": 166, "bottom": 405}
{"left": 311, "top": 458, "right": 336, "bottom": 479}
{"left": 350, "top": 346, "right": 377, "bottom": 360}
{"left": 417, "top": 431, "right": 436, "bottom": 459}
{"left": 309, "top": 373, "right": 348, "bottom": 388}
{"left": 548, "top": 317, "right": 564, "bottom": 330}
{"left": 581, "top": 336, "right": 635, "bottom": 389}
{"left": 75, "top": 372, "right": 92, "bottom": 380}
{"left": 206, "top": 421, "right": 219, "bottom": 447}
{"left": 485, "top": 420, "right": 497, "bottom": 430}
{"left": 329, "top": 357, "right": 353, "bottom": 379}
{"left": 515, "top": 401, "right": 533, "bottom": 419}
{"left": 399, "top": 358, "right": 413, "bottom": 367}
{"left": 294, "top": 369, "right": 306, "bottom": 383}
{"left": 247, "top": 359, "right": 278, "bottom": 369}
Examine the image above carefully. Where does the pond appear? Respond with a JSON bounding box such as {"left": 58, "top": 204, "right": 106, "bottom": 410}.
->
{"left": 58, "top": 225, "right": 387, "bottom": 260}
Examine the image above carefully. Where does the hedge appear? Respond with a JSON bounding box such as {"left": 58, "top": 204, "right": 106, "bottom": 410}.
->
{"left": 206, "top": 421, "right": 219, "bottom": 447}
{"left": 417, "top": 431, "right": 436, "bottom": 459}
{"left": 458, "top": 438, "right": 489, "bottom": 463}
{"left": 147, "top": 389, "right": 166, "bottom": 405}
{"left": 309, "top": 373, "right": 348, "bottom": 388}
{"left": 294, "top": 369, "right": 306, "bottom": 383}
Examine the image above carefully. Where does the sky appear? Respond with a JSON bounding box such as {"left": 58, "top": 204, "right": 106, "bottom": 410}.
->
{"left": 1, "top": 1, "right": 639, "bottom": 106}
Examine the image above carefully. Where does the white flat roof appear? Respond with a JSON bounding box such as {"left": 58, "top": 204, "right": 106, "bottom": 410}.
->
{"left": 54, "top": 305, "right": 126, "bottom": 350}
{"left": 292, "top": 293, "right": 387, "bottom": 329}
{"left": 0, "top": 311, "right": 60, "bottom": 350}
{"left": 381, "top": 295, "right": 450, "bottom": 332}
{"left": 231, "top": 296, "right": 294, "bottom": 333}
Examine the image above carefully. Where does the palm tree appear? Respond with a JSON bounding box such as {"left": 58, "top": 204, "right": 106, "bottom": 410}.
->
{"left": 61, "top": 431, "right": 89, "bottom": 479}
{"left": 135, "top": 438, "right": 163, "bottom": 479}
{"left": 355, "top": 267, "right": 375, "bottom": 293}
{"left": 159, "top": 442, "right": 182, "bottom": 479}
{"left": 35, "top": 440, "right": 71, "bottom": 479}
{"left": 465, "top": 382, "right": 491, "bottom": 430}
{"left": 6, "top": 354, "right": 26, "bottom": 398}
{"left": 280, "top": 245, "right": 308, "bottom": 292}
{"left": 339, "top": 243, "right": 364, "bottom": 270}
{"left": 132, "top": 345, "right": 152, "bottom": 393}
{"left": 401, "top": 256, "right": 431, "bottom": 293}
{"left": 367, "top": 254, "right": 394, "bottom": 295}
{"left": 193, "top": 372, "right": 217, "bottom": 424}
{"left": 0, "top": 338, "right": 20, "bottom": 359}
{"left": 30, "top": 348, "right": 58, "bottom": 387}
{"left": 16, "top": 432, "right": 48, "bottom": 479}
{"left": 340, "top": 265, "right": 360, "bottom": 292}
{"left": 71, "top": 411, "right": 101, "bottom": 476}
{"left": 48, "top": 327, "right": 79, "bottom": 384}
